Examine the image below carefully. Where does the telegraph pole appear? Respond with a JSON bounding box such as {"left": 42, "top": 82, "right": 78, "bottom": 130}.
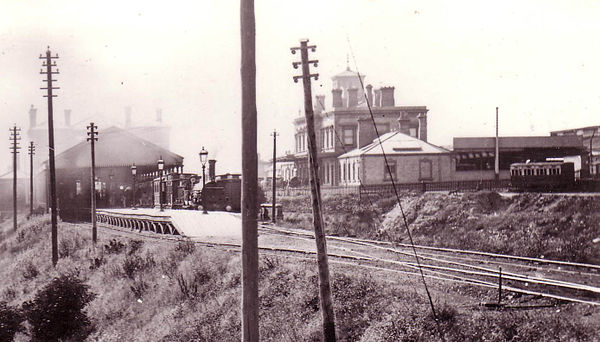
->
{"left": 87, "top": 123, "right": 98, "bottom": 244}
{"left": 10, "top": 125, "right": 21, "bottom": 231}
{"left": 271, "top": 129, "right": 278, "bottom": 223}
{"left": 40, "top": 46, "right": 60, "bottom": 266}
{"left": 291, "top": 39, "right": 337, "bottom": 341}
{"left": 495, "top": 107, "right": 499, "bottom": 182}
{"left": 241, "top": 0, "right": 259, "bottom": 340}
{"left": 28, "top": 141, "right": 35, "bottom": 217}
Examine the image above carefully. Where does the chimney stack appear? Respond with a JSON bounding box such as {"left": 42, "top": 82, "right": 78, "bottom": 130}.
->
{"left": 29, "top": 105, "right": 37, "bottom": 129}
{"left": 374, "top": 89, "right": 382, "bottom": 107}
{"left": 315, "top": 95, "right": 326, "bottom": 114}
{"left": 366, "top": 84, "right": 373, "bottom": 106}
{"left": 347, "top": 88, "right": 359, "bottom": 107}
{"left": 332, "top": 89, "right": 343, "bottom": 109}
{"left": 125, "top": 107, "right": 132, "bottom": 128}
{"left": 208, "top": 159, "right": 216, "bottom": 182}
{"left": 398, "top": 113, "right": 411, "bottom": 135}
{"left": 64, "top": 109, "right": 71, "bottom": 126}
{"left": 381, "top": 86, "right": 395, "bottom": 107}
{"left": 417, "top": 113, "right": 427, "bottom": 141}
{"left": 156, "top": 108, "right": 163, "bottom": 123}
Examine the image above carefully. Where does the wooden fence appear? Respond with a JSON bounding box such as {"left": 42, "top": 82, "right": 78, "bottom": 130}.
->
{"left": 266, "top": 179, "right": 512, "bottom": 199}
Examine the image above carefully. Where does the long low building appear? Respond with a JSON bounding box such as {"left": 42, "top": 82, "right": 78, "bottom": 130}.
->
{"left": 453, "top": 135, "right": 586, "bottom": 180}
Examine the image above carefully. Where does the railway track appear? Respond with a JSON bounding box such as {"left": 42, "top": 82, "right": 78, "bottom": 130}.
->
{"left": 84, "top": 221, "right": 600, "bottom": 307}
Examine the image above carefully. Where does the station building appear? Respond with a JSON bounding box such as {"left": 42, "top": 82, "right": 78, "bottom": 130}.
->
{"left": 338, "top": 131, "right": 453, "bottom": 186}
{"left": 37, "top": 126, "right": 184, "bottom": 221}
{"left": 551, "top": 126, "right": 600, "bottom": 175}
{"left": 293, "top": 67, "right": 429, "bottom": 186}
{"left": 453, "top": 136, "right": 586, "bottom": 180}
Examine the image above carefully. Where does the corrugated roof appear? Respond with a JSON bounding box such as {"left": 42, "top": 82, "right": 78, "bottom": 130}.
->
{"left": 339, "top": 131, "right": 450, "bottom": 158}
{"left": 453, "top": 136, "right": 584, "bottom": 150}
{"left": 53, "top": 126, "right": 183, "bottom": 169}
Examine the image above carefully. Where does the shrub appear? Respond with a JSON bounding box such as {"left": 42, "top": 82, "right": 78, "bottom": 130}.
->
{"left": 0, "top": 301, "right": 25, "bottom": 341}
{"left": 174, "top": 239, "right": 196, "bottom": 256}
{"left": 22, "top": 260, "right": 39, "bottom": 280}
{"left": 104, "top": 239, "right": 125, "bottom": 254}
{"left": 127, "top": 239, "right": 144, "bottom": 255}
{"left": 122, "top": 253, "right": 156, "bottom": 279}
{"left": 23, "top": 275, "right": 96, "bottom": 341}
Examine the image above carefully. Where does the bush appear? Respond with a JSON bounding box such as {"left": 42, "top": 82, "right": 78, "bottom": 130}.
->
{"left": 127, "top": 239, "right": 144, "bottom": 255}
{"left": 23, "top": 275, "right": 96, "bottom": 341}
{"left": 22, "top": 261, "right": 39, "bottom": 280}
{"left": 0, "top": 301, "right": 25, "bottom": 342}
{"left": 104, "top": 239, "right": 125, "bottom": 254}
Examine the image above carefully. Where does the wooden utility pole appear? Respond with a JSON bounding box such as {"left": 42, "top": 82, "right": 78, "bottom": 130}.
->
{"left": 271, "top": 129, "right": 278, "bottom": 223}
{"left": 291, "top": 38, "right": 337, "bottom": 342}
{"left": 40, "top": 46, "right": 60, "bottom": 266}
{"left": 240, "top": 0, "right": 259, "bottom": 340}
{"left": 28, "top": 141, "right": 35, "bottom": 217}
{"left": 87, "top": 123, "right": 98, "bottom": 244}
{"left": 494, "top": 107, "right": 499, "bottom": 182}
{"left": 10, "top": 125, "right": 21, "bottom": 231}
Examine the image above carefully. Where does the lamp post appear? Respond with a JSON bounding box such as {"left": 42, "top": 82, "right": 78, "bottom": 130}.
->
{"left": 158, "top": 157, "right": 164, "bottom": 212}
{"left": 131, "top": 164, "right": 137, "bottom": 210}
{"left": 199, "top": 147, "right": 208, "bottom": 214}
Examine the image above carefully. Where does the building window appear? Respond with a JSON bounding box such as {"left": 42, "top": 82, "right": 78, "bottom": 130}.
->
{"left": 342, "top": 126, "right": 356, "bottom": 147}
{"left": 419, "top": 159, "right": 433, "bottom": 181}
{"left": 384, "top": 161, "right": 396, "bottom": 181}
{"left": 75, "top": 180, "right": 81, "bottom": 196}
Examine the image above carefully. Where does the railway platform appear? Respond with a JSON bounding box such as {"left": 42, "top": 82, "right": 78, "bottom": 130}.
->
{"left": 97, "top": 208, "right": 241, "bottom": 238}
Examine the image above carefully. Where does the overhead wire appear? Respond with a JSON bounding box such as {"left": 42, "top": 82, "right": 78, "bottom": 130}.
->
{"left": 345, "top": 37, "right": 442, "bottom": 326}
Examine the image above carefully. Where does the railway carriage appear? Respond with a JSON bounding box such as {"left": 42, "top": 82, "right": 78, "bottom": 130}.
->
{"left": 510, "top": 161, "right": 575, "bottom": 191}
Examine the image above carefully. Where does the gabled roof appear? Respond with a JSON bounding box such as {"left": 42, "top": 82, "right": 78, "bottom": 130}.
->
{"left": 53, "top": 126, "right": 183, "bottom": 169}
{"left": 339, "top": 131, "right": 450, "bottom": 159}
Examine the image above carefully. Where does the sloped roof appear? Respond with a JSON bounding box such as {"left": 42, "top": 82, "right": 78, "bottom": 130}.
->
{"left": 332, "top": 67, "right": 364, "bottom": 79}
{"left": 453, "top": 136, "right": 583, "bottom": 150}
{"left": 339, "top": 131, "right": 450, "bottom": 159}
{"left": 53, "top": 126, "right": 183, "bottom": 169}
{"left": 0, "top": 169, "right": 28, "bottom": 180}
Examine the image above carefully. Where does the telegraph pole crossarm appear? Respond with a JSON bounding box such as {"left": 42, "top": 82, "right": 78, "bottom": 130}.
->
{"left": 291, "top": 39, "right": 336, "bottom": 342}
{"left": 10, "top": 125, "right": 21, "bottom": 231}
{"left": 40, "top": 46, "right": 60, "bottom": 266}
{"left": 87, "top": 123, "right": 98, "bottom": 244}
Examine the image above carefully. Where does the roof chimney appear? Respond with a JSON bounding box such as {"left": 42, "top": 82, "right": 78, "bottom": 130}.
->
{"left": 366, "top": 84, "right": 373, "bottom": 106}
{"left": 156, "top": 109, "right": 163, "bottom": 123}
{"left": 315, "top": 95, "right": 326, "bottom": 114}
{"left": 398, "top": 112, "right": 411, "bottom": 135}
{"left": 208, "top": 159, "right": 216, "bottom": 182}
{"left": 332, "top": 89, "right": 343, "bottom": 109}
{"left": 125, "top": 107, "right": 132, "bottom": 128}
{"left": 347, "top": 88, "right": 359, "bottom": 107}
{"left": 64, "top": 109, "right": 71, "bottom": 126}
{"left": 417, "top": 113, "right": 427, "bottom": 142}
{"left": 374, "top": 89, "right": 382, "bottom": 107}
{"left": 381, "top": 86, "right": 395, "bottom": 107}
{"left": 29, "top": 105, "right": 37, "bottom": 129}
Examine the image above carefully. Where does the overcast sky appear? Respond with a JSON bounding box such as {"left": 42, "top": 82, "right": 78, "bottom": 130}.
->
{"left": 1, "top": 0, "right": 600, "bottom": 174}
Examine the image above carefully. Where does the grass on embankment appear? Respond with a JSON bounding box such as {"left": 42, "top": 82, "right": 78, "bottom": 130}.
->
{"left": 0, "top": 215, "right": 598, "bottom": 341}
{"left": 280, "top": 191, "right": 600, "bottom": 264}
